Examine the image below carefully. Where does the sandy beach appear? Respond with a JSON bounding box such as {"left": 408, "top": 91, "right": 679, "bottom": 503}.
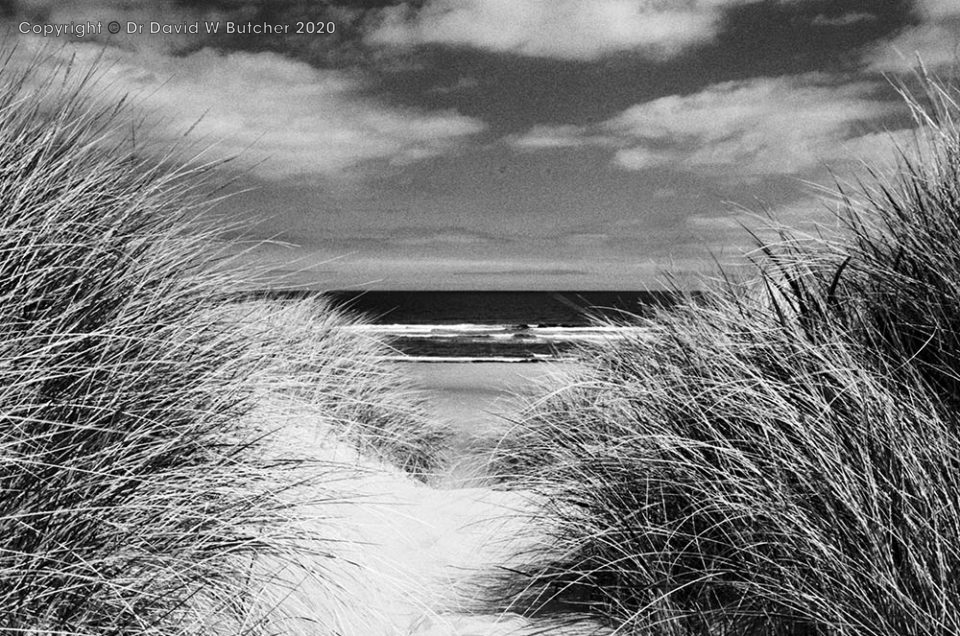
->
{"left": 263, "top": 360, "right": 604, "bottom": 635}
{"left": 400, "top": 361, "right": 575, "bottom": 485}
{"left": 402, "top": 361, "right": 565, "bottom": 429}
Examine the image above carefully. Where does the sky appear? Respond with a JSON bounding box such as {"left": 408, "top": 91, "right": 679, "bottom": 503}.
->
{"left": 2, "top": 0, "right": 959, "bottom": 290}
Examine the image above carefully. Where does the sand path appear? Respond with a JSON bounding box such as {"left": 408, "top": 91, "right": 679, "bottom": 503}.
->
{"left": 259, "top": 362, "right": 604, "bottom": 635}
{"left": 266, "top": 423, "right": 544, "bottom": 635}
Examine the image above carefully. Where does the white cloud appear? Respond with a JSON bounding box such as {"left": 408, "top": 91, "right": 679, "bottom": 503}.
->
{"left": 16, "top": 40, "right": 485, "bottom": 180}
{"left": 810, "top": 12, "right": 877, "bottom": 28}
{"left": 838, "top": 128, "right": 915, "bottom": 170}
{"left": 687, "top": 199, "right": 831, "bottom": 235}
{"left": 864, "top": 0, "right": 960, "bottom": 72}
{"left": 148, "top": 51, "right": 484, "bottom": 179}
{"left": 917, "top": 0, "right": 960, "bottom": 20}
{"left": 613, "top": 147, "right": 674, "bottom": 170}
{"left": 12, "top": 0, "right": 212, "bottom": 52}
{"left": 511, "top": 76, "right": 897, "bottom": 177}
{"left": 509, "top": 124, "right": 630, "bottom": 151}
{"left": 867, "top": 24, "right": 960, "bottom": 72}
{"left": 681, "top": 198, "right": 845, "bottom": 267}
{"left": 509, "top": 125, "right": 589, "bottom": 150}
{"left": 560, "top": 233, "right": 614, "bottom": 247}
{"left": 393, "top": 229, "right": 496, "bottom": 246}
{"left": 621, "top": 78, "right": 895, "bottom": 174}
{"left": 367, "top": 0, "right": 753, "bottom": 61}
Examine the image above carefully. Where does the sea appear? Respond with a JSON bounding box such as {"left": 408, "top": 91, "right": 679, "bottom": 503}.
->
{"left": 319, "top": 290, "right": 679, "bottom": 362}
{"left": 237, "top": 290, "right": 682, "bottom": 362}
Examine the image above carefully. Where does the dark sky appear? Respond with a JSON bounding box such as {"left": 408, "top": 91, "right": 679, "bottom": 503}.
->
{"left": 3, "top": 0, "right": 959, "bottom": 289}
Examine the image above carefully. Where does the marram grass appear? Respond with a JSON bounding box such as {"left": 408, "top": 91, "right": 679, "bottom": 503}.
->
{"left": 0, "top": 48, "right": 442, "bottom": 634}
{"left": 226, "top": 297, "right": 449, "bottom": 477}
{"left": 486, "top": 71, "right": 960, "bottom": 636}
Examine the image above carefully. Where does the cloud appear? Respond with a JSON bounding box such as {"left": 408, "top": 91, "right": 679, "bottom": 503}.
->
{"left": 10, "top": 39, "right": 484, "bottom": 180}
{"left": 677, "top": 197, "right": 848, "bottom": 272}
{"left": 864, "top": 0, "right": 960, "bottom": 72}
{"left": 451, "top": 267, "right": 590, "bottom": 277}
{"left": 366, "top": 0, "right": 754, "bottom": 61}
{"left": 613, "top": 146, "right": 675, "bottom": 170}
{"left": 559, "top": 233, "right": 613, "bottom": 247}
{"left": 837, "top": 128, "right": 915, "bottom": 171}
{"left": 686, "top": 198, "right": 832, "bottom": 236}
{"left": 137, "top": 50, "right": 485, "bottom": 179}
{"left": 508, "top": 124, "right": 627, "bottom": 151}
{"left": 10, "top": 0, "right": 211, "bottom": 51}
{"left": 391, "top": 227, "right": 499, "bottom": 246}
{"left": 609, "top": 77, "right": 896, "bottom": 175}
{"left": 510, "top": 75, "right": 897, "bottom": 177}
{"left": 509, "top": 125, "right": 589, "bottom": 150}
{"left": 810, "top": 12, "right": 876, "bottom": 28}
{"left": 4, "top": 0, "right": 394, "bottom": 68}
{"left": 866, "top": 23, "right": 960, "bottom": 72}
{"left": 917, "top": 0, "right": 960, "bottom": 19}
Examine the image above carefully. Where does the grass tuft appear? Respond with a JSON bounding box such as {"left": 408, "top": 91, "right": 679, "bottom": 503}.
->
{"left": 0, "top": 46, "right": 444, "bottom": 634}
{"left": 227, "top": 297, "right": 450, "bottom": 478}
{"left": 486, "top": 69, "right": 960, "bottom": 636}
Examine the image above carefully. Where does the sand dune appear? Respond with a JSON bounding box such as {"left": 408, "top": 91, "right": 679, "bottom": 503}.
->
{"left": 253, "top": 364, "right": 603, "bottom": 635}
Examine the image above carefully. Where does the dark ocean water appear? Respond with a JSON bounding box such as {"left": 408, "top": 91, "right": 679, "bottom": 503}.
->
{"left": 325, "top": 291, "right": 677, "bottom": 326}
{"left": 247, "top": 290, "right": 684, "bottom": 361}
{"left": 330, "top": 291, "right": 680, "bottom": 360}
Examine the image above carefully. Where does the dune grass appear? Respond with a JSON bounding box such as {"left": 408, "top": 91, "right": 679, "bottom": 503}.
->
{"left": 0, "top": 47, "right": 444, "bottom": 634}
{"left": 486, "top": 71, "right": 960, "bottom": 635}
{"left": 226, "top": 297, "right": 449, "bottom": 477}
